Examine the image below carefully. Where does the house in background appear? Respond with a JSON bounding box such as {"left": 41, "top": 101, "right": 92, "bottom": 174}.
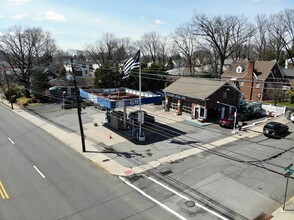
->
{"left": 64, "top": 59, "right": 99, "bottom": 77}
{"left": 163, "top": 77, "right": 241, "bottom": 121}
{"left": 43, "top": 68, "right": 57, "bottom": 80}
{"left": 285, "top": 58, "right": 294, "bottom": 69}
{"left": 222, "top": 60, "right": 290, "bottom": 102}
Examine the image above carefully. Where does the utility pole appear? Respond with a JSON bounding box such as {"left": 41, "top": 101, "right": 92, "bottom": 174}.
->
{"left": 2, "top": 63, "right": 13, "bottom": 109}
{"left": 71, "top": 58, "right": 86, "bottom": 152}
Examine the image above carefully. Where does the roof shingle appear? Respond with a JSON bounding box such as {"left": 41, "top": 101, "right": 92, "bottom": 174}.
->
{"left": 164, "top": 77, "right": 230, "bottom": 100}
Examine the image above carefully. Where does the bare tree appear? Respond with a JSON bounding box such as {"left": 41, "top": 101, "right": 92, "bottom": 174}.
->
{"left": 267, "top": 14, "right": 288, "bottom": 63}
{"left": 172, "top": 23, "right": 198, "bottom": 74}
{"left": 191, "top": 12, "right": 254, "bottom": 78}
{"left": 114, "top": 37, "right": 133, "bottom": 62}
{"left": 84, "top": 33, "right": 135, "bottom": 66}
{"left": 0, "top": 25, "right": 57, "bottom": 97}
{"left": 268, "top": 9, "right": 294, "bottom": 64}
{"left": 140, "top": 32, "right": 160, "bottom": 64}
{"left": 85, "top": 32, "right": 117, "bottom": 66}
{"left": 157, "top": 35, "right": 170, "bottom": 65}
{"left": 252, "top": 15, "right": 269, "bottom": 60}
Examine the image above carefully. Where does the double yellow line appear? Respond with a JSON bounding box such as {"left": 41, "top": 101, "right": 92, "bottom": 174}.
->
{"left": 0, "top": 181, "right": 9, "bottom": 199}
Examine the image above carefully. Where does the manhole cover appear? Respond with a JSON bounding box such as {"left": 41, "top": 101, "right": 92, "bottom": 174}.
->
{"left": 185, "top": 201, "right": 195, "bottom": 207}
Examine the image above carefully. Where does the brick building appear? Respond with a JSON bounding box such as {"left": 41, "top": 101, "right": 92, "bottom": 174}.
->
{"left": 222, "top": 60, "right": 289, "bottom": 102}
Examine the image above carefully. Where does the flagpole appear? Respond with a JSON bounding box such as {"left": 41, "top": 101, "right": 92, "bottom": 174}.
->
{"left": 139, "top": 52, "right": 142, "bottom": 139}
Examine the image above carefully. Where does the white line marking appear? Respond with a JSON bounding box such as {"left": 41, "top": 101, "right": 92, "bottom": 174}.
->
{"left": 33, "top": 166, "right": 46, "bottom": 178}
{"left": 119, "top": 176, "right": 187, "bottom": 220}
{"left": 8, "top": 138, "right": 14, "bottom": 145}
{"left": 145, "top": 175, "right": 189, "bottom": 200}
{"left": 145, "top": 175, "right": 229, "bottom": 220}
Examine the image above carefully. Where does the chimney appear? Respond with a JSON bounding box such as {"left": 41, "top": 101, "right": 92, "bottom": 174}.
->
{"left": 248, "top": 60, "right": 255, "bottom": 100}
{"left": 248, "top": 60, "right": 255, "bottom": 76}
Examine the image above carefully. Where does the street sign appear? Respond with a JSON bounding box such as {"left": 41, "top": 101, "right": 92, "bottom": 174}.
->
{"left": 284, "top": 172, "right": 292, "bottom": 178}
{"left": 285, "top": 163, "right": 293, "bottom": 171}
{"left": 284, "top": 163, "right": 294, "bottom": 174}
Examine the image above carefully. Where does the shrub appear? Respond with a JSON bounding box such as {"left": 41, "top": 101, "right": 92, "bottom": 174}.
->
{"left": 4, "top": 86, "right": 23, "bottom": 103}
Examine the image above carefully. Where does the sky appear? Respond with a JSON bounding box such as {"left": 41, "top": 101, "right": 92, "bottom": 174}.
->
{"left": 0, "top": 0, "right": 293, "bottom": 51}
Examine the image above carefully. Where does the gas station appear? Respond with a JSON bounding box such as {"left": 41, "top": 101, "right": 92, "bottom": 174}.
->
{"left": 80, "top": 88, "right": 162, "bottom": 141}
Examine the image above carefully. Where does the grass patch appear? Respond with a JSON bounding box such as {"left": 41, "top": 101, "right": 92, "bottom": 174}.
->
{"left": 17, "top": 97, "right": 31, "bottom": 106}
{"left": 16, "top": 97, "right": 42, "bottom": 107}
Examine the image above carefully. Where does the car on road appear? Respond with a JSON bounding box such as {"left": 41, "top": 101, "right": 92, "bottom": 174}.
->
{"left": 263, "top": 122, "right": 289, "bottom": 138}
{"left": 219, "top": 113, "right": 243, "bottom": 128}
{"left": 129, "top": 110, "right": 155, "bottom": 124}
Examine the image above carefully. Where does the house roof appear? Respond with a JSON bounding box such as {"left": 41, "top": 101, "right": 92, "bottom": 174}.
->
{"left": 281, "top": 67, "right": 294, "bottom": 78}
{"left": 164, "top": 77, "right": 233, "bottom": 100}
{"left": 222, "top": 60, "right": 277, "bottom": 80}
{"left": 166, "top": 67, "right": 191, "bottom": 76}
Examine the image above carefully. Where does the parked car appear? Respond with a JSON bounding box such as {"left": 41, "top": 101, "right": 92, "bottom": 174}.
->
{"left": 64, "top": 96, "right": 76, "bottom": 104}
{"left": 263, "top": 122, "right": 289, "bottom": 138}
{"left": 291, "top": 113, "right": 294, "bottom": 123}
{"left": 240, "top": 102, "right": 262, "bottom": 120}
{"left": 219, "top": 113, "right": 244, "bottom": 128}
{"left": 129, "top": 110, "right": 155, "bottom": 124}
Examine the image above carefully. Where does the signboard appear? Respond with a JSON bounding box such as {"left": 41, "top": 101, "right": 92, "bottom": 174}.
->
{"left": 138, "top": 111, "right": 144, "bottom": 124}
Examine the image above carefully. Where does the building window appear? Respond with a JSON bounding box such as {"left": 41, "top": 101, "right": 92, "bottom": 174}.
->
{"left": 256, "top": 82, "right": 260, "bottom": 88}
{"left": 236, "top": 66, "right": 243, "bottom": 73}
{"left": 222, "top": 92, "right": 227, "bottom": 99}
{"left": 239, "top": 81, "right": 244, "bottom": 87}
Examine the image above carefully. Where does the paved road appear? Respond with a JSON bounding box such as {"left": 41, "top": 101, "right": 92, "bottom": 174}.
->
{"left": 0, "top": 105, "right": 177, "bottom": 220}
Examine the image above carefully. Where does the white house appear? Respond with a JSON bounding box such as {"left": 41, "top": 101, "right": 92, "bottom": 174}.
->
{"left": 64, "top": 59, "right": 100, "bottom": 77}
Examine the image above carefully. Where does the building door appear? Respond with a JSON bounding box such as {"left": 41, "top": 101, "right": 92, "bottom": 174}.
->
{"left": 194, "top": 105, "right": 200, "bottom": 119}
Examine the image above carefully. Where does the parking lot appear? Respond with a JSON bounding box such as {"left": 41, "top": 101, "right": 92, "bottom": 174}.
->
{"left": 23, "top": 101, "right": 294, "bottom": 219}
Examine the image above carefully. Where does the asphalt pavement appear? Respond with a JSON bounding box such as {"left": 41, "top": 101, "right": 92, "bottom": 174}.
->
{"left": 2, "top": 98, "right": 294, "bottom": 220}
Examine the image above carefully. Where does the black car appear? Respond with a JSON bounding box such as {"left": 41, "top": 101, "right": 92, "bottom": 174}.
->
{"left": 129, "top": 110, "right": 155, "bottom": 124}
{"left": 263, "top": 122, "right": 289, "bottom": 138}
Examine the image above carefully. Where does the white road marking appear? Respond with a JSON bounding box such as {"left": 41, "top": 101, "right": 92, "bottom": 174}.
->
{"left": 8, "top": 138, "right": 14, "bottom": 145}
{"left": 119, "top": 176, "right": 187, "bottom": 220}
{"left": 145, "top": 175, "right": 189, "bottom": 200}
{"left": 145, "top": 175, "right": 229, "bottom": 220}
{"left": 33, "top": 166, "right": 46, "bottom": 178}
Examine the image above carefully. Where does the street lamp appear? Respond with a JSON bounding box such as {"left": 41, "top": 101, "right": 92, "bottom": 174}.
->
{"left": 217, "top": 101, "right": 238, "bottom": 134}
{"left": 0, "top": 91, "right": 2, "bottom": 103}
{"left": 62, "top": 91, "right": 66, "bottom": 110}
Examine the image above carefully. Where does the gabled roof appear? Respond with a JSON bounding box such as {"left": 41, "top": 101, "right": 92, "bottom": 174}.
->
{"left": 281, "top": 67, "right": 294, "bottom": 78}
{"left": 164, "top": 77, "right": 235, "bottom": 100}
{"left": 166, "top": 67, "right": 191, "bottom": 76}
{"left": 222, "top": 60, "right": 277, "bottom": 80}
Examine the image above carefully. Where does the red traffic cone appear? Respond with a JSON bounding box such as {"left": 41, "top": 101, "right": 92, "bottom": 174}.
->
{"left": 109, "top": 132, "right": 113, "bottom": 139}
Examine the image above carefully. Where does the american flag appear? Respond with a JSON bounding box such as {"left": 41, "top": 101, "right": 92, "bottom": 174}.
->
{"left": 121, "top": 50, "right": 140, "bottom": 79}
